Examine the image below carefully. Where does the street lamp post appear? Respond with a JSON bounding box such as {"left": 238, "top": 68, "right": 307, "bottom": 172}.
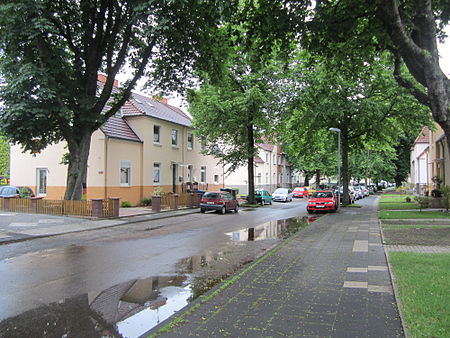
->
{"left": 329, "top": 128, "right": 341, "bottom": 209}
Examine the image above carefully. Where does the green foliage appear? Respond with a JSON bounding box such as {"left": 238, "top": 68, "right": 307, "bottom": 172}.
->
{"left": 414, "top": 196, "right": 430, "bottom": 211}
{"left": 439, "top": 185, "right": 450, "bottom": 211}
{"left": 121, "top": 201, "right": 132, "bottom": 208}
{"left": 0, "top": 0, "right": 236, "bottom": 199}
{"left": 140, "top": 197, "right": 152, "bottom": 206}
{"left": 0, "top": 135, "right": 9, "bottom": 177}
{"left": 405, "top": 197, "right": 411, "bottom": 203}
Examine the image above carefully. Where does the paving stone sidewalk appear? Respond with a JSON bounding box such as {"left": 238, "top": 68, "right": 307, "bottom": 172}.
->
{"left": 149, "top": 197, "right": 404, "bottom": 337}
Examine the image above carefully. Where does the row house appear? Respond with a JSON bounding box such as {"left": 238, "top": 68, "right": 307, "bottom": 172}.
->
{"left": 223, "top": 142, "right": 301, "bottom": 194}
{"left": 410, "top": 124, "right": 450, "bottom": 195}
{"left": 10, "top": 78, "right": 223, "bottom": 205}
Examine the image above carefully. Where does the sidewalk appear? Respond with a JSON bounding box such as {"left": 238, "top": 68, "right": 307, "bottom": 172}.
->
{"left": 149, "top": 196, "right": 404, "bottom": 337}
{"left": 0, "top": 207, "right": 200, "bottom": 245}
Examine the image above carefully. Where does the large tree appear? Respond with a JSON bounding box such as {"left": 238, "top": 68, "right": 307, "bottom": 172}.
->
{"left": 281, "top": 51, "right": 430, "bottom": 204}
{"left": 0, "top": 0, "right": 234, "bottom": 199}
{"left": 188, "top": 54, "right": 283, "bottom": 203}
{"left": 309, "top": 0, "right": 450, "bottom": 163}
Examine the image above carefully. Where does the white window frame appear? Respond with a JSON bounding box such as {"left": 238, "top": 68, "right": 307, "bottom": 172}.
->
{"left": 153, "top": 125, "right": 161, "bottom": 144}
{"left": 171, "top": 129, "right": 179, "bottom": 147}
{"left": 153, "top": 163, "right": 161, "bottom": 184}
{"left": 200, "top": 166, "right": 206, "bottom": 183}
{"left": 187, "top": 132, "right": 194, "bottom": 150}
{"left": 120, "top": 160, "right": 131, "bottom": 186}
{"left": 36, "top": 168, "right": 48, "bottom": 196}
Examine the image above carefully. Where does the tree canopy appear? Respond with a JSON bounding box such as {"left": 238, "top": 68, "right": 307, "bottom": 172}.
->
{"left": 0, "top": 0, "right": 235, "bottom": 199}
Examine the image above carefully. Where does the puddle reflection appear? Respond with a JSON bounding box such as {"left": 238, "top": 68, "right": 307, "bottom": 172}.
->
{"left": 0, "top": 215, "right": 318, "bottom": 337}
{"left": 227, "top": 216, "right": 319, "bottom": 241}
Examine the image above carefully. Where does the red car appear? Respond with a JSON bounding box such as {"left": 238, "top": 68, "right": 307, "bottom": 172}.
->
{"left": 292, "top": 187, "right": 309, "bottom": 198}
{"left": 307, "top": 190, "right": 338, "bottom": 213}
{"left": 200, "top": 191, "right": 239, "bottom": 214}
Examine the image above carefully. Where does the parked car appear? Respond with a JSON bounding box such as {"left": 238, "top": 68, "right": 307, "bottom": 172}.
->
{"left": 351, "top": 186, "right": 363, "bottom": 199}
{"left": 200, "top": 191, "right": 239, "bottom": 214}
{"left": 272, "top": 188, "right": 293, "bottom": 202}
{"left": 335, "top": 187, "right": 355, "bottom": 204}
{"left": 307, "top": 190, "right": 338, "bottom": 213}
{"left": 292, "top": 187, "right": 308, "bottom": 198}
{"left": 307, "top": 187, "right": 316, "bottom": 197}
{"left": 254, "top": 189, "right": 273, "bottom": 205}
{"left": 0, "top": 186, "right": 35, "bottom": 198}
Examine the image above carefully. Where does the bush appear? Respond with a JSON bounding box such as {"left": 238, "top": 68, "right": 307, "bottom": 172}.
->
{"left": 414, "top": 196, "right": 430, "bottom": 211}
{"left": 121, "top": 201, "right": 132, "bottom": 208}
{"left": 140, "top": 197, "right": 152, "bottom": 206}
{"left": 405, "top": 197, "right": 411, "bottom": 203}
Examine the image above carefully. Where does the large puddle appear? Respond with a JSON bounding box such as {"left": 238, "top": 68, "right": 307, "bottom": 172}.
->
{"left": 0, "top": 216, "right": 319, "bottom": 337}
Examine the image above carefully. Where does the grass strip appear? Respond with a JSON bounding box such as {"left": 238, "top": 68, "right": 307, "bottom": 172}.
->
{"left": 382, "top": 224, "right": 450, "bottom": 230}
{"left": 379, "top": 202, "right": 420, "bottom": 210}
{"left": 389, "top": 252, "right": 450, "bottom": 338}
{"left": 379, "top": 195, "right": 414, "bottom": 203}
{"left": 380, "top": 210, "right": 450, "bottom": 219}
{"left": 149, "top": 222, "right": 307, "bottom": 336}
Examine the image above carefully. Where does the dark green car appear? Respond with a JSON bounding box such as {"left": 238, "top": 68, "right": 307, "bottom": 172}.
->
{"left": 255, "top": 189, "right": 272, "bottom": 206}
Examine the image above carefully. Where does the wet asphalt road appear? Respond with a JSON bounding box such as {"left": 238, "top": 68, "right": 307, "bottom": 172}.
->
{"left": 0, "top": 199, "right": 310, "bottom": 330}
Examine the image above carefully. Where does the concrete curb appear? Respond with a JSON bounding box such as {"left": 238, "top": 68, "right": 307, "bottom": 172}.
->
{"left": 380, "top": 219, "right": 411, "bottom": 338}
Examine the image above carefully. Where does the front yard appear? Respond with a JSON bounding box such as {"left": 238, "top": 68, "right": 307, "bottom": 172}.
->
{"left": 389, "top": 253, "right": 450, "bottom": 338}
{"left": 380, "top": 195, "right": 450, "bottom": 337}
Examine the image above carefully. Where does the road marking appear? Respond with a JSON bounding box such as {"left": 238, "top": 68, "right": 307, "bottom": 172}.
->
{"left": 0, "top": 213, "right": 18, "bottom": 216}
{"left": 368, "top": 265, "right": 388, "bottom": 271}
{"left": 352, "top": 240, "right": 368, "bottom": 252}
{"left": 0, "top": 233, "right": 11, "bottom": 239}
{"left": 38, "top": 219, "right": 63, "bottom": 224}
{"left": 343, "top": 281, "right": 368, "bottom": 288}
{"left": 347, "top": 267, "right": 368, "bottom": 273}
{"left": 9, "top": 223, "right": 38, "bottom": 227}
{"left": 368, "top": 285, "right": 393, "bottom": 294}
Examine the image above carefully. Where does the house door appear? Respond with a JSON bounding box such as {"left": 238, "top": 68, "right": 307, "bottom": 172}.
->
{"left": 172, "top": 163, "right": 178, "bottom": 193}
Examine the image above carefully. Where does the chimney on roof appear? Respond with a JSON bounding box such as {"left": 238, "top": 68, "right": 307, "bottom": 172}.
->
{"left": 97, "top": 74, "right": 119, "bottom": 87}
{"left": 152, "top": 96, "right": 168, "bottom": 104}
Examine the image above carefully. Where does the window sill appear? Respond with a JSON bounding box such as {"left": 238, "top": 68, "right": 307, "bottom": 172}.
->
{"left": 172, "top": 145, "right": 179, "bottom": 149}
{"left": 120, "top": 184, "right": 131, "bottom": 187}
{"left": 153, "top": 142, "right": 162, "bottom": 147}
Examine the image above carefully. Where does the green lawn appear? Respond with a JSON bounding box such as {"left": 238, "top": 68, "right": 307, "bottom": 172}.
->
{"left": 379, "top": 194, "right": 414, "bottom": 203}
{"left": 379, "top": 202, "right": 420, "bottom": 210}
{"left": 380, "top": 210, "right": 450, "bottom": 219}
{"left": 382, "top": 224, "right": 450, "bottom": 230}
{"left": 389, "top": 252, "right": 450, "bottom": 338}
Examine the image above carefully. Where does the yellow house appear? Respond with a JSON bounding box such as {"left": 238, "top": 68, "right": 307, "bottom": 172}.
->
{"left": 10, "top": 91, "right": 224, "bottom": 205}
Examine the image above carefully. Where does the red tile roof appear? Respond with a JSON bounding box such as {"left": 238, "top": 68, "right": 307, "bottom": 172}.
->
{"left": 415, "top": 126, "right": 430, "bottom": 144}
{"left": 257, "top": 143, "right": 274, "bottom": 152}
{"left": 254, "top": 156, "right": 265, "bottom": 164}
{"left": 100, "top": 117, "right": 142, "bottom": 143}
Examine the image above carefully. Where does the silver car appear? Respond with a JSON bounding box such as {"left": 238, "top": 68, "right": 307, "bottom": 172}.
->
{"left": 271, "top": 188, "right": 293, "bottom": 202}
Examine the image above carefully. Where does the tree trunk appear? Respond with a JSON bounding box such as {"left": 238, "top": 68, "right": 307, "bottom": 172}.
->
{"left": 304, "top": 173, "right": 310, "bottom": 187}
{"left": 247, "top": 123, "right": 255, "bottom": 204}
{"left": 342, "top": 131, "right": 350, "bottom": 205}
{"left": 64, "top": 131, "right": 92, "bottom": 200}
{"left": 315, "top": 169, "right": 320, "bottom": 188}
